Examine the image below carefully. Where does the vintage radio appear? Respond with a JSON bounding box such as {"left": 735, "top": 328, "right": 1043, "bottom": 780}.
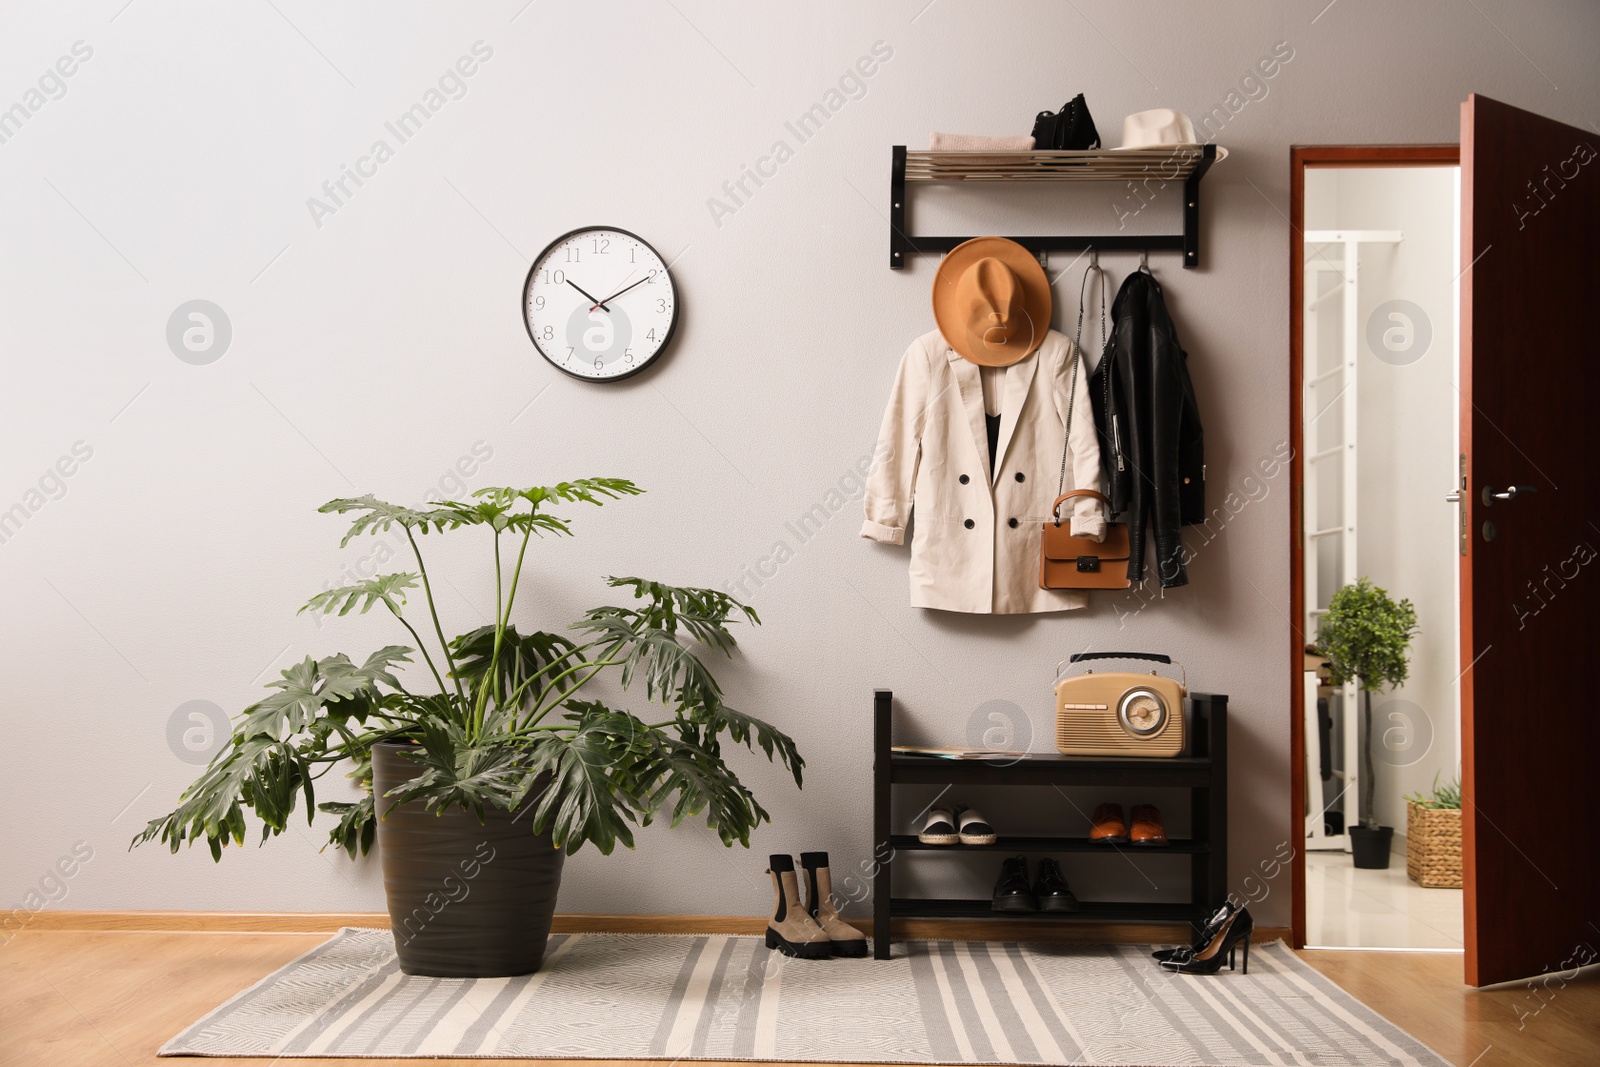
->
{"left": 1054, "top": 652, "right": 1187, "bottom": 757}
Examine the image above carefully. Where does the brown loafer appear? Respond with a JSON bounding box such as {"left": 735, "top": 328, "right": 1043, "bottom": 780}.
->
{"left": 1130, "top": 804, "right": 1168, "bottom": 846}
{"left": 1089, "top": 802, "right": 1127, "bottom": 844}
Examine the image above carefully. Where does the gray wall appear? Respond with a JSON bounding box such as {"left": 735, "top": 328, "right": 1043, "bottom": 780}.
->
{"left": 5, "top": 1, "right": 1598, "bottom": 930}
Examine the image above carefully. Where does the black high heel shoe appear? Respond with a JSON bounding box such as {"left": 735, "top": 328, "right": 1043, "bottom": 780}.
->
{"left": 1160, "top": 907, "right": 1253, "bottom": 975}
{"left": 1151, "top": 899, "right": 1237, "bottom": 962}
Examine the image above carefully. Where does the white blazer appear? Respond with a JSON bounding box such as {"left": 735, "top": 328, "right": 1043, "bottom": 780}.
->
{"left": 861, "top": 329, "right": 1106, "bottom": 614}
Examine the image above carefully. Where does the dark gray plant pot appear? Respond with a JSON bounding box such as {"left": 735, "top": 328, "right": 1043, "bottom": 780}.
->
{"left": 372, "top": 742, "right": 563, "bottom": 977}
{"left": 1349, "top": 824, "right": 1394, "bottom": 869}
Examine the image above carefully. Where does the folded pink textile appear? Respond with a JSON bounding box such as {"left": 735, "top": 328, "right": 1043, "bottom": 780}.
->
{"left": 928, "top": 132, "right": 1036, "bottom": 151}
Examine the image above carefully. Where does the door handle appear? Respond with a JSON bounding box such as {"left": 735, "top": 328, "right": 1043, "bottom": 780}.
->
{"left": 1481, "top": 484, "right": 1537, "bottom": 506}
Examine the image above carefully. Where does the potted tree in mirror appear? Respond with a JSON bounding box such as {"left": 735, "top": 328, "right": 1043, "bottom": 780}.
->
{"left": 1316, "top": 577, "right": 1418, "bottom": 869}
{"left": 135, "top": 480, "right": 804, "bottom": 977}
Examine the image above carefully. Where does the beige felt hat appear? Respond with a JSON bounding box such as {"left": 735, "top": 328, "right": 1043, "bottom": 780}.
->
{"left": 931, "top": 237, "right": 1052, "bottom": 368}
{"left": 1113, "top": 108, "right": 1228, "bottom": 160}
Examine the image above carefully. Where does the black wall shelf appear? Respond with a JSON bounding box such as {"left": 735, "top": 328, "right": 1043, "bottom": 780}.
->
{"left": 871, "top": 688, "right": 1229, "bottom": 960}
{"left": 889, "top": 144, "right": 1220, "bottom": 271}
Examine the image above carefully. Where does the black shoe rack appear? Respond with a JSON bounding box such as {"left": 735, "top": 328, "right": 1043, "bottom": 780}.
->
{"left": 870, "top": 688, "right": 1228, "bottom": 960}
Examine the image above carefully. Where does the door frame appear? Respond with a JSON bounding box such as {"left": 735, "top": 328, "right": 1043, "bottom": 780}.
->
{"left": 1287, "top": 144, "right": 1461, "bottom": 950}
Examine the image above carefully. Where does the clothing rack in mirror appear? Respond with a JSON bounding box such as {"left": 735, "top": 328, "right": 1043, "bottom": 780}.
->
{"left": 889, "top": 144, "right": 1220, "bottom": 271}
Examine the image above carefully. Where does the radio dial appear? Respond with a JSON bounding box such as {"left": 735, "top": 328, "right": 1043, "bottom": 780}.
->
{"left": 1118, "top": 689, "right": 1168, "bottom": 736}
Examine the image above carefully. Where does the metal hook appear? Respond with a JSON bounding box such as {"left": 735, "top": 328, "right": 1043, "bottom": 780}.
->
{"left": 1038, "top": 248, "right": 1048, "bottom": 270}
{"left": 1089, "top": 247, "right": 1099, "bottom": 270}
{"left": 1139, "top": 248, "right": 1150, "bottom": 272}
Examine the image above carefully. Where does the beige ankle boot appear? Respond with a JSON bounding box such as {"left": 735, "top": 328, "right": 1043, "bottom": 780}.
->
{"left": 800, "top": 851, "right": 869, "bottom": 958}
{"left": 765, "top": 855, "right": 832, "bottom": 959}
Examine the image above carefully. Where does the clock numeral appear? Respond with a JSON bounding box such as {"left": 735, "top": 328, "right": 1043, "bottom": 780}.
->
{"left": 541, "top": 325, "right": 554, "bottom": 341}
{"left": 592, "top": 238, "right": 610, "bottom": 254}
{"left": 565, "top": 247, "right": 581, "bottom": 263}
{"left": 540, "top": 269, "right": 566, "bottom": 285}
{"left": 594, "top": 356, "right": 605, "bottom": 370}
{"left": 646, "top": 269, "right": 658, "bottom": 284}
{"left": 629, "top": 248, "right": 636, "bottom": 263}
{"left": 646, "top": 328, "right": 658, "bottom": 343}
{"left": 624, "top": 348, "right": 634, "bottom": 363}
{"left": 656, "top": 298, "right": 667, "bottom": 313}
{"left": 533, "top": 295, "right": 545, "bottom": 310}
{"left": 565, "top": 347, "right": 574, "bottom": 361}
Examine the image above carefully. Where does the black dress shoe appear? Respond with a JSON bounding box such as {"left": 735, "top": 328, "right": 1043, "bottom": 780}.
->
{"left": 991, "top": 855, "right": 1037, "bottom": 913}
{"left": 1032, "top": 858, "right": 1080, "bottom": 913}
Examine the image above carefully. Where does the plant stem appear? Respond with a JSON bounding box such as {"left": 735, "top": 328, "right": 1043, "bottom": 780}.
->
{"left": 492, "top": 531, "right": 503, "bottom": 709}
{"left": 475, "top": 526, "right": 534, "bottom": 739}
{"left": 525, "top": 657, "right": 622, "bottom": 726}
{"left": 404, "top": 526, "right": 467, "bottom": 713}
{"left": 495, "top": 722, "right": 572, "bottom": 742}
{"left": 386, "top": 604, "right": 449, "bottom": 698}
{"left": 498, "top": 636, "right": 610, "bottom": 713}
{"left": 501, "top": 527, "right": 536, "bottom": 626}
{"left": 493, "top": 528, "right": 503, "bottom": 634}
{"left": 471, "top": 528, "right": 506, "bottom": 738}
{"left": 1360, "top": 688, "right": 1377, "bottom": 829}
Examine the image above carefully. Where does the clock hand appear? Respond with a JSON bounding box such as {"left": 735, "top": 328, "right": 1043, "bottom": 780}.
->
{"left": 591, "top": 274, "right": 651, "bottom": 309}
{"left": 565, "top": 279, "right": 610, "bottom": 312}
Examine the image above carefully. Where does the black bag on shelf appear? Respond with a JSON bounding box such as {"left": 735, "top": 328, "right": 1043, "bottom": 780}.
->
{"left": 1031, "top": 94, "right": 1102, "bottom": 150}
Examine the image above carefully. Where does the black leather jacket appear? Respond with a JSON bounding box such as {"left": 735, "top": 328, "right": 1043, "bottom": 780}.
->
{"left": 1088, "top": 270, "right": 1205, "bottom": 587}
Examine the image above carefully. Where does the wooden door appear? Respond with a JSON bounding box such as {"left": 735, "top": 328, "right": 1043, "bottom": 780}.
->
{"left": 1459, "top": 93, "right": 1600, "bottom": 987}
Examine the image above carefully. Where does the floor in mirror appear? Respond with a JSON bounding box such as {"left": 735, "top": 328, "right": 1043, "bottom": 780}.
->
{"left": 1305, "top": 849, "right": 1465, "bottom": 949}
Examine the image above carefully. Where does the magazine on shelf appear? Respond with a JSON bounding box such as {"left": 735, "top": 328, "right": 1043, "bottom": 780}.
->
{"left": 890, "top": 745, "right": 1029, "bottom": 760}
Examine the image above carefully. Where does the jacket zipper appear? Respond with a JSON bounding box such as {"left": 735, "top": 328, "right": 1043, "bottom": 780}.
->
{"left": 1102, "top": 361, "right": 1126, "bottom": 473}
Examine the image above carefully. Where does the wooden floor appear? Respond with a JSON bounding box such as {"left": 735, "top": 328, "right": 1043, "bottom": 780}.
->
{"left": 2, "top": 931, "right": 1597, "bottom": 1066}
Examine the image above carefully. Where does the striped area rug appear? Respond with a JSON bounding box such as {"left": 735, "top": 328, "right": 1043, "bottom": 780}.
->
{"left": 161, "top": 928, "right": 1450, "bottom": 1064}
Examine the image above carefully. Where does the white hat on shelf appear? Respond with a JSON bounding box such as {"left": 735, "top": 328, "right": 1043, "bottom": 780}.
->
{"left": 1113, "top": 109, "right": 1228, "bottom": 160}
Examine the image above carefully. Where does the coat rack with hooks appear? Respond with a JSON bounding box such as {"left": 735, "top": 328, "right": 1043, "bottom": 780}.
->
{"left": 889, "top": 144, "right": 1220, "bottom": 271}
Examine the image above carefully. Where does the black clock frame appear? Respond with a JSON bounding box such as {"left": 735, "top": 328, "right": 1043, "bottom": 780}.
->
{"left": 521, "top": 225, "right": 679, "bottom": 383}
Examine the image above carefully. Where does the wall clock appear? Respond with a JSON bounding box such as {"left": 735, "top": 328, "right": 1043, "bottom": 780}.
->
{"left": 521, "top": 226, "right": 678, "bottom": 382}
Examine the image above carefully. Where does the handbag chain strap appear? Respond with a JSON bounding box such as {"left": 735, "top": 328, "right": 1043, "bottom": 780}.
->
{"left": 1056, "top": 261, "right": 1109, "bottom": 508}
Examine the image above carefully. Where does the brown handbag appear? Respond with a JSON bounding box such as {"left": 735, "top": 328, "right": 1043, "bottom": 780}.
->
{"left": 1041, "top": 490, "right": 1132, "bottom": 589}
{"left": 1039, "top": 263, "right": 1131, "bottom": 590}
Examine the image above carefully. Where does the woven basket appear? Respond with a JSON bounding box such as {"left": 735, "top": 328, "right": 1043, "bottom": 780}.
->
{"left": 1405, "top": 801, "right": 1463, "bottom": 888}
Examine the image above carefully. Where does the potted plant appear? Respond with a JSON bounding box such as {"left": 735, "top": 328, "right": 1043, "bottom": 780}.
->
{"left": 1315, "top": 577, "right": 1418, "bottom": 869}
{"left": 134, "top": 480, "right": 804, "bottom": 977}
{"left": 1404, "top": 773, "right": 1463, "bottom": 888}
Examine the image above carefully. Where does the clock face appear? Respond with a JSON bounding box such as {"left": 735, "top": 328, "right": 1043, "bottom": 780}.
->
{"left": 522, "top": 227, "right": 678, "bottom": 382}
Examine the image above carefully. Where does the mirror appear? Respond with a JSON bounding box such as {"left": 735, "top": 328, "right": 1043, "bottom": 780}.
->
{"left": 1299, "top": 162, "right": 1463, "bottom": 950}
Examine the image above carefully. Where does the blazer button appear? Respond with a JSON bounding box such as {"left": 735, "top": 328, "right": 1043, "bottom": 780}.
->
{"left": 963, "top": 519, "right": 975, "bottom": 530}
{"left": 1015, "top": 472, "right": 1025, "bottom": 482}
{"left": 1008, "top": 518, "right": 1019, "bottom": 528}
{"left": 959, "top": 474, "right": 970, "bottom": 484}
